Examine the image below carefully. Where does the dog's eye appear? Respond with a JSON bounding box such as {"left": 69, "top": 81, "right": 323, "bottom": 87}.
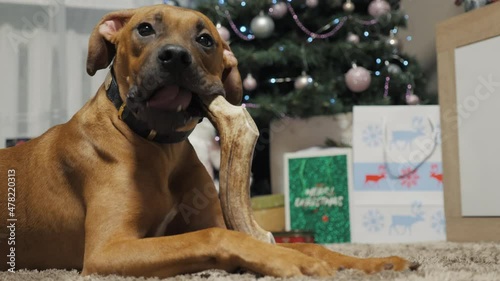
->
{"left": 196, "top": 34, "right": 214, "bottom": 48}
{"left": 137, "top": 23, "right": 155, "bottom": 37}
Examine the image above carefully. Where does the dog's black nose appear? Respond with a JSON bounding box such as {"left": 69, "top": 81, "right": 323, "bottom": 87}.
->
{"left": 158, "top": 45, "right": 192, "bottom": 70}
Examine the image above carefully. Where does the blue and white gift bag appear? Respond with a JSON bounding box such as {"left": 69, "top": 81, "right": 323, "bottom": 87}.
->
{"left": 351, "top": 106, "right": 445, "bottom": 243}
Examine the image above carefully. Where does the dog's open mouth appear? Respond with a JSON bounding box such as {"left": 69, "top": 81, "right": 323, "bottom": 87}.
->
{"left": 147, "top": 85, "right": 191, "bottom": 111}
{"left": 146, "top": 85, "right": 203, "bottom": 118}
{"left": 127, "top": 79, "right": 210, "bottom": 134}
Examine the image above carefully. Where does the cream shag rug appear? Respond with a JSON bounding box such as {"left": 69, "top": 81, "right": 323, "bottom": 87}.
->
{"left": 1, "top": 242, "right": 499, "bottom": 281}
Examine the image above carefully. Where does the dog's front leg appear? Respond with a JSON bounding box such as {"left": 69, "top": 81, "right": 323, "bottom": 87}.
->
{"left": 81, "top": 226, "right": 334, "bottom": 278}
{"left": 79, "top": 162, "right": 332, "bottom": 278}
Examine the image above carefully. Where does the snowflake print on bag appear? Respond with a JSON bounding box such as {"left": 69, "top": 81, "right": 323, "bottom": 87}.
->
{"left": 431, "top": 210, "right": 446, "bottom": 234}
{"left": 400, "top": 167, "right": 420, "bottom": 188}
{"left": 363, "top": 209, "right": 384, "bottom": 232}
{"left": 362, "top": 124, "right": 383, "bottom": 147}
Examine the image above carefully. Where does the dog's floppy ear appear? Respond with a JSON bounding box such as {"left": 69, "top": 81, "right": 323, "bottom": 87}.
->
{"left": 86, "top": 9, "right": 136, "bottom": 76}
{"left": 222, "top": 44, "right": 243, "bottom": 106}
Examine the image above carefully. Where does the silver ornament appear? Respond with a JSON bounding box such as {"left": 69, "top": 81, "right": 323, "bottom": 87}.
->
{"left": 250, "top": 11, "right": 275, "bottom": 39}
{"left": 294, "top": 72, "right": 313, "bottom": 90}
{"left": 387, "top": 63, "right": 402, "bottom": 74}
{"left": 343, "top": 0, "right": 355, "bottom": 13}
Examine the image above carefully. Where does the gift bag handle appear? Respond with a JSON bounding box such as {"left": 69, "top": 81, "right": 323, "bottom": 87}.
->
{"left": 382, "top": 116, "right": 438, "bottom": 179}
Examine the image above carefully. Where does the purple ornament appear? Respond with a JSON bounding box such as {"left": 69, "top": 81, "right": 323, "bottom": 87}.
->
{"left": 368, "top": 0, "right": 391, "bottom": 18}
{"left": 345, "top": 65, "right": 371, "bottom": 92}
{"left": 243, "top": 74, "right": 257, "bottom": 91}
{"left": 269, "top": 2, "right": 288, "bottom": 19}
{"left": 216, "top": 23, "right": 230, "bottom": 42}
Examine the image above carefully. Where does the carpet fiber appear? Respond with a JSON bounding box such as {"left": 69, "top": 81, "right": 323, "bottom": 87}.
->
{"left": 1, "top": 242, "right": 499, "bottom": 281}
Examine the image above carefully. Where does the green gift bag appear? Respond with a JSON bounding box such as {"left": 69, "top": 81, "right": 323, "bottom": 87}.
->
{"left": 284, "top": 148, "right": 352, "bottom": 244}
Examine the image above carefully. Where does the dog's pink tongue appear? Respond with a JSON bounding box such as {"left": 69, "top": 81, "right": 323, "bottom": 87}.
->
{"left": 147, "top": 85, "right": 192, "bottom": 111}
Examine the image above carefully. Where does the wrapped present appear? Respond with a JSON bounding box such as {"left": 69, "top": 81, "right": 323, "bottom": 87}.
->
{"left": 284, "top": 148, "right": 352, "bottom": 244}
{"left": 351, "top": 105, "right": 445, "bottom": 243}
{"left": 273, "top": 230, "right": 315, "bottom": 243}
{"left": 251, "top": 194, "right": 285, "bottom": 232}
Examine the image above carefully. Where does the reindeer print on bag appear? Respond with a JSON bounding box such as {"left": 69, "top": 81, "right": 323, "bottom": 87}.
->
{"left": 389, "top": 202, "right": 425, "bottom": 235}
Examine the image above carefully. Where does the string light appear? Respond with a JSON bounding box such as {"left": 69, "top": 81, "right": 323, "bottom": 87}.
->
{"left": 269, "top": 77, "right": 293, "bottom": 83}
{"left": 384, "top": 76, "right": 391, "bottom": 98}
{"left": 216, "top": 6, "right": 255, "bottom": 41}
{"left": 211, "top": 1, "right": 418, "bottom": 106}
{"left": 215, "top": 2, "right": 386, "bottom": 42}
{"left": 406, "top": 84, "right": 413, "bottom": 97}
{"left": 242, "top": 103, "right": 259, "bottom": 108}
{"left": 353, "top": 18, "right": 378, "bottom": 25}
{"left": 384, "top": 75, "right": 415, "bottom": 101}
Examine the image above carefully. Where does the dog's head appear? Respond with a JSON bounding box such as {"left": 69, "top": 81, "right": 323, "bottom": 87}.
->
{"left": 86, "top": 5, "right": 242, "bottom": 134}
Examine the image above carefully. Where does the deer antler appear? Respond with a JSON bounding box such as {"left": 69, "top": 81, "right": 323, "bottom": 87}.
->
{"left": 199, "top": 94, "right": 274, "bottom": 244}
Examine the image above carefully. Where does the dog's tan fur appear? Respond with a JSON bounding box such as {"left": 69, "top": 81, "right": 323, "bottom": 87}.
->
{"left": 0, "top": 5, "right": 415, "bottom": 278}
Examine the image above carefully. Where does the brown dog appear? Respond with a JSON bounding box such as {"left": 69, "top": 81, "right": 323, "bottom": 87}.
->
{"left": 0, "top": 5, "right": 418, "bottom": 278}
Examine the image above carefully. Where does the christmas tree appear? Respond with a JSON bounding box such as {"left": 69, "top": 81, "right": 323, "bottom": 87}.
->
{"left": 194, "top": 0, "right": 436, "bottom": 195}
{"left": 195, "top": 0, "right": 435, "bottom": 123}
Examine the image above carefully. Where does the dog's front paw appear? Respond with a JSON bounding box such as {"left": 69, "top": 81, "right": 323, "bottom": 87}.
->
{"left": 264, "top": 255, "right": 334, "bottom": 278}
{"left": 278, "top": 243, "right": 420, "bottom": 275}
{"left": 357, "top": 256, "right": 420, "bottom": 274}
{"left": 243, "top": 246, "right": 335, "bottom": 278}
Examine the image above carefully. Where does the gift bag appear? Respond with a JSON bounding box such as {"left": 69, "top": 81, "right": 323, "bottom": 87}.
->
{"left": 284, "top": 148, "right": 353, "bottom": 244}
{"left": 351, "top": 106, "right": 445, "bottom": 243}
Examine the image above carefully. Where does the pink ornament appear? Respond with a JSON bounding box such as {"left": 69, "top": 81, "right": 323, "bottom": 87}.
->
{"left": 243, "top": 73, "right": 257, "bottom": 91}
{"left": 216, "top": 23, "right": 230, "bottom": 42}
{"left": 368, "top": 0, "right": 391, "bottom": 18}
{"left": 306, "top": 0, "right": 319, "bottom": 8}
{"left": 346, "top": 32, "right": 360, "bottom": 44}
{"left": 345, "top": 65, "right": 371, "bottom": 92}
{"left": 269, "top": 2, "right": 288, "bottom": 19}
{"left": 406, "top": 94, "right": 420, "bottom": 105}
